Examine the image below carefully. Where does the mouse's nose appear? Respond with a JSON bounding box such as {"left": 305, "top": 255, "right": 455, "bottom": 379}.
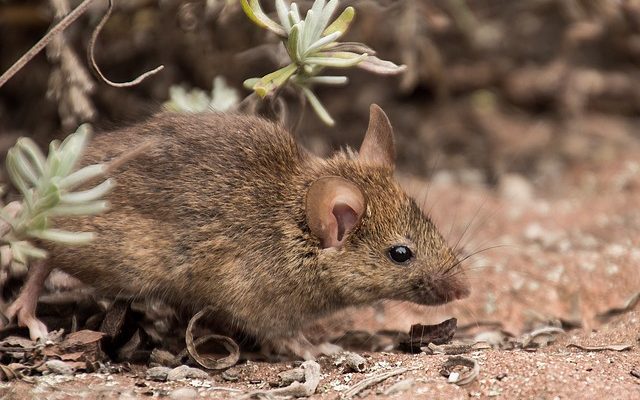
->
{"left": 451, "top": 281, "right": 471, "bottom": 300}
{"left": 436, "top": 273, "right": 470, "bottom": 302}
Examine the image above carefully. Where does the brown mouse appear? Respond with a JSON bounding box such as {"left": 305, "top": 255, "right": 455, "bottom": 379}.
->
{"left": 2, "top": 104, "right": 469, "bottom": 359}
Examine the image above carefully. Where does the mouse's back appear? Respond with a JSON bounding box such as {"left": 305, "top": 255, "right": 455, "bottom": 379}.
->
{"left": 45, "top": 112, "right": 312, "bottom": 306}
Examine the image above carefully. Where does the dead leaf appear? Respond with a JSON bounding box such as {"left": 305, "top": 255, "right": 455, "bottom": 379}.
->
{"left": 44, "top": 330, "right": 105, "bottom": 362}
{"left": 185, "top": 306, "right": 239, "bottom": 370}
{"left": 0, "top": 363, "right": 34, "bottom": 383}
{"left": 398, "top": 318, "right": 457, "bottom": 353}
{"left": 521, "top": 327, "right": 565, "bottom": 349}
{"left": 567, "top": 343, "right": 633, "bottom": 352}
{"left": 596, "top": 292, "right": 640, "bottom": 323}
{"left": 0, "top": 336, "right": 36, "bottom": 349}
{"left": 440, "top": 356, "right": 480, "bottom": 386}
{"left": 100, "top": 299, "right": 130, "bottom": 338}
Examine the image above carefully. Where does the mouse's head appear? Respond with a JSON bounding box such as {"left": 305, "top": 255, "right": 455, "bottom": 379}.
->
{"left": 305, "top": 105, "right": 470, "bottom": 307}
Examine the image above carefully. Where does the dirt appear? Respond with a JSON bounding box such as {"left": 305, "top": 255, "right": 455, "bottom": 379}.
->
{"left": 2, "top": 1, "right": 640, "bottom": 398}
{"left": 2, "top": 151, "right": 639, "bottom": 399}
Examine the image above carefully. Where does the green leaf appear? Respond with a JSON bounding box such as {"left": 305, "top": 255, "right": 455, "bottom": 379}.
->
{"left": 302, "top": 87, "right": 334, "bottom": 126}
{"left": 304, "top": 31, "right": 341, "bottom": 56}
{"left": 316, "top": 0, "right": 338, "bottom": 38}
{"left": 27, "top": 213, "right": 48, "bottom": 231}
{"left": 10, "top": 241, "right": 27, "bottom": 263}
{"left": 45, "top": 151, "right": 61, "bottom": 181}
{"left": 301, "top": 9, "right": 318, "bottom": 49}
{"left": 9, "top": 147, "right": 39, "bottom": 187}
{"left": 252, "top": 63, "right": 298, "bottom": 98}
{"left": 287, "top": 23, "right": 301, "bottom": 62}
{"left": 6, "top": 149, "right": 31, "bottom": 196}
{"left": 28, "top": 229, "right": 96, "bottom": 244}
{"left": 60, "top": 179, "right": 114, "bottom": 204}
{"left": 243, "top": 78, "right": 260, "bottom": 90}
{"left": 240, "top": 0, "right": 286, "bottom": 37}
{"left": 32, "top": 183, "right": 61, "bottom": 212}
{"left": 305, "top": 75, "right": 348, "bottom": 85}
{"left": 57, "top": 125, "right": 91, "bottom": 177}
{"left": 275, "top": 0, "right": 291, "bottom": 32}
{"left": 323, "top": 6, "right": 354, "bottom": 36}
{"left": 48, "top": 201, "right": 110, "bottom": 217}
{"left": 16, "top": 138, "right": 46, "bottom": 177}
{"left": 289, "top": 3, "right": 301, "bottom": 24}
{"left": 58, "top": 164, "right": 107, "bottom": 191}
{"left": 9, "top": 241, "right": 48, "bottom": 262}
{"left": 305, "top": 52, "right": 367, "bottom": 68}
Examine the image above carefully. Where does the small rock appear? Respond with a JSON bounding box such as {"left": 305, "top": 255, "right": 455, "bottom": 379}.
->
{"left": 499, "top": 173, "right": 533, "bottom": 202}
{"left": 222, "top": 367, "right": 240, "bottom": 381}
{"left": 146, "top": 366, "right": 171, "bottom": 381}
{"left": 45, "top": 360, "right": 75, "bottom": 375}
{"left": 277, "top": 367, "right": 305, "bottom": 386}
{"left": 170, "top": 387, "right": 198, "bottom": 400}
{"left": 343, "top": 352, "right": 367, "bottom": 373}
{"left": 167, "top": 365, "right": 209, "bottom": 381}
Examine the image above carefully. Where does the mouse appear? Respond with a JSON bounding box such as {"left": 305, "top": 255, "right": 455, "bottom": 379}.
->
{"left": 1, "top": 104, "right": 470, "bottom": 359}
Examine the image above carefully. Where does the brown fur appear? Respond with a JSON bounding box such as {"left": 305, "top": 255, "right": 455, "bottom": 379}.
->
{"left": 44, "top": 110, "right": 469, "bottom": 351}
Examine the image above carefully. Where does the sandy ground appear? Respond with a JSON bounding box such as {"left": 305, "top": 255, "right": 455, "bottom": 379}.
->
{"left": 2, "top": 154, "right": 640, "bottom": 399}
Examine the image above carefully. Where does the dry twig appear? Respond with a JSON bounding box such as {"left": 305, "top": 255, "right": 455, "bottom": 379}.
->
{"left": 88, "top": 0, "right": 164, "bottom": 87}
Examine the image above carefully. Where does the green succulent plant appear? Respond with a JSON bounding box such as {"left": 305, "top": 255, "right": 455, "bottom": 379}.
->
{"left": 1, "top": 125, "right": 113, "bottom": 263}
{"left": 164, "top": 76, "right": 240, "bottom": 113}
{"left": 242, "top": 0, "right": 405, "bottom": 125}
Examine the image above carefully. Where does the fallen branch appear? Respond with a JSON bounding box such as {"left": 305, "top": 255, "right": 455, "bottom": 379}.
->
{"left": 342, "top": 367, "right": 416, "bottom": 399}
{"left": 0, "top": 0, "right": 98, "bottom": 88}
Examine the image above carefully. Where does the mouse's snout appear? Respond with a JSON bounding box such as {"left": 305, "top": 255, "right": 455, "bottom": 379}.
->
{"left": 422, "top": 257, "right": 471, "bottom": 304}
{"left": 436, "top": 273, "right": 471, "bottom": 301}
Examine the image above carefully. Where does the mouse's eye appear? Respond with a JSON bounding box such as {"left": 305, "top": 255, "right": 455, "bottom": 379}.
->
{"left": 388, "top": 245, "right": 413, "bottom": 264}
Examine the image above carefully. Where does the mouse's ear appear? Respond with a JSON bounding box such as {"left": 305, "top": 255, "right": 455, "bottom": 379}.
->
{"left": 359, "top": 104, "right": 395, "bottom": 170}
{"left": 306, "top": 176, "right": 366, "bottom": 249}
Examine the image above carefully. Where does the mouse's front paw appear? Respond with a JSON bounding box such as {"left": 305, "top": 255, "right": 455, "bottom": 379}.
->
{"left": 3, "top": 298, "right": 49, "bottom": 341}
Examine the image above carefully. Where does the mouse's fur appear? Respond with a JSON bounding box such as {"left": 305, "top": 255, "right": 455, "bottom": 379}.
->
{"left": 43, "top": 106, "right": 469, "bottom": 357}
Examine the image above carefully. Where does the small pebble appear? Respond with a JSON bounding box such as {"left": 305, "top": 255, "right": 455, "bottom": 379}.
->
{"left": 167, "top": 365, "right": 209, "bottom": 381}
{"left": 277, "top": 367, "right": 305, "bottom": 386}
{"left": 222, "top": 367, "right": 240, "bottom": 382}
{"left": 170, "top": 387, "right": 198, "bottom": 400}
{"left": 343, "top": 352, "right": 368, "bottom": 373}
{"left": 448, "top": 372, "right": 460, "bottom": 383}
{"left": 499, "top": 173, "right": 533, "bottom": 202}
{"left": 45, "top": 360, "right": 75, "bottom": 375}
{"left": 146, "top": 366, "right": 171, "bottom": 381}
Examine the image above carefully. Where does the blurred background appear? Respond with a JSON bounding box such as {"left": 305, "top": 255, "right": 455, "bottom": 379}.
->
{"left": 1, "top": 0, "right": 640, "bottom": 342}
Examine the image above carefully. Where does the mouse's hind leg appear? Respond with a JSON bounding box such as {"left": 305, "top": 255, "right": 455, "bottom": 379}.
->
{"left": 1, "top": 259, "right": 51, "bottom": 341}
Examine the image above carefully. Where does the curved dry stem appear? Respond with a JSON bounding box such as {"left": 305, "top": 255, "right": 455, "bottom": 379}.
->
{"left": 88, "top": 0, "right": 164, "bottom": 88}
{"left": 185, "top": 306, "right": 240, "bottom": 370}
